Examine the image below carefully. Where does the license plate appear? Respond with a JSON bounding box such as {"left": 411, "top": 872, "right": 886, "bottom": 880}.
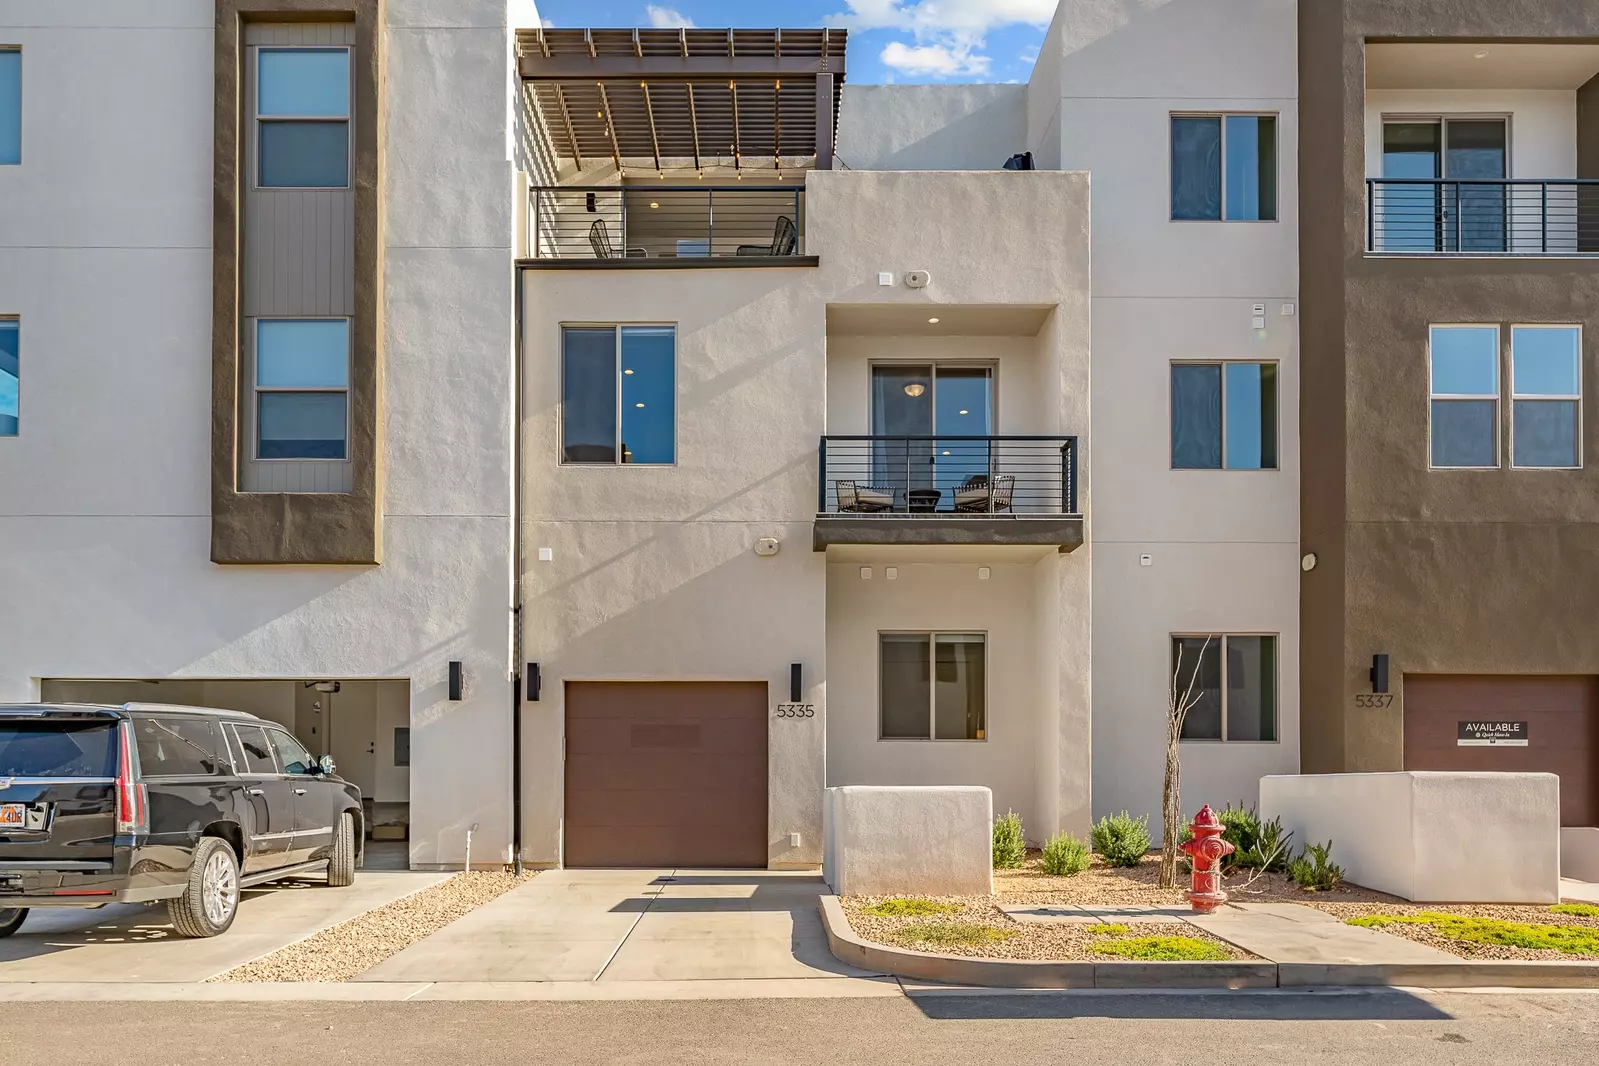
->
{"left": 0, "top": 804, "right": 24, "bottom": 828}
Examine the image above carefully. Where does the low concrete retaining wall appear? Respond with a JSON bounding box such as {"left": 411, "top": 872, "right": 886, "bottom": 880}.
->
{"left": 822, "top": 785, "right": 992, "bottom": 897}
{"left": 1260, "top": 772, "right": 1560, "bottom": 904}
{"left": 1562, "top": 828, "right": 1599, "bottom": 883}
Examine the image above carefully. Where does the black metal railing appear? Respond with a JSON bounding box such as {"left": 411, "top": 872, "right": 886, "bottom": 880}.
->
{"left": 528, "top": 185, "right": 805, "bottom": 260}
{"left": 818, "top": 436, "right": 1078, "bottom": 517}
{"left": 1367, "top": 178, "right": 1599, "bottom": 254}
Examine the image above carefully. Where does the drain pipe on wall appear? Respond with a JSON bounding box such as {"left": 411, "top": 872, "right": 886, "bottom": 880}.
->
{"left": 510, "top": 260, "right": 526, "bottom": 876}
{"left": 465, "top": 822, "right": 479, "bottom": 873}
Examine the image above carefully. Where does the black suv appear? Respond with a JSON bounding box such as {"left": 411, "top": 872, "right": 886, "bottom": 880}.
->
{"left": 0, "top": 703, "right": 363, "bottom": 938}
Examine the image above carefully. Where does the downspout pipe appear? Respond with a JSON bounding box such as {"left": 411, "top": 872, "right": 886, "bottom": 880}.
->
{"left": 511, "top": 257, "right": 525, "bottom": 877}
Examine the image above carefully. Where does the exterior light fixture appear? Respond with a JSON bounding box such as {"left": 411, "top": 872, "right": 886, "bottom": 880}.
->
{"left": 790, "top": 663, "right": 802, "bottom": 702}
{"left": 927, "top": 317, "right": 940, "bottom": 324}
{"left": 903, "top": 383, "right": 926, "bottom": 398}
{"left": 1370, "top": 654, "right": 1390, "bottom": 694}
{"left": 959, "top": 409, "right": 969, "bottom": 415}
{"left": 448, "top": 661, "right": 464, "bottom": 701}
{"left": 624, "top": 368, "right": 634, "bottom": 374}
{"left": 524, "top": 662, "right": 541, "bottom": 703}
{"left": 635, "top": 402, "right": 645, "bottom": 408}
{"left": 942, "top": 450, "right": 951, "bottom": 456}
{"left": 1474, "top": 49, "right": 1490, "bottom": 59}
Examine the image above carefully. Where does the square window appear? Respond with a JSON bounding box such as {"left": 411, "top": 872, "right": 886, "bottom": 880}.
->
{"left": 880, "top": 633, "right": 986, "bottom": 741}
{"left": 257, "top": 47, "right": 349, "bottom": 189}
{"left": 0, "top": 320, "right": 16, "bottom": 436}
{"left": 1511, "top": 326, "right": 1581, "bottom": 469}
{"left": 1172, "top": 114, "right": 1276, "bottom": 221}
{"left": 562, "top": 325, "right": 675, "bottom": 464}
{"left": 1173, "top": 635, "right": 1277, "bottom": 743}
{"left": 0, "top": 48, "right": 18, "bottom": 166}
{"left": 1429, "top": 326, "right": 1499, "bottom": 468}
{"left": 255, "top": 319, "right": 349, "bottom": 460}
{"left": 1171, "top": 362, "right": 1277, "bottom": 469}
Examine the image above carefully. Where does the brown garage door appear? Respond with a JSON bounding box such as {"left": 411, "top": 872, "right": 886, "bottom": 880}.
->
{"left": 1404, "top": 674, "right": 1598, "bottom": 826}
{"left": 564, "top": 681, "right": 768, "bottom": 867}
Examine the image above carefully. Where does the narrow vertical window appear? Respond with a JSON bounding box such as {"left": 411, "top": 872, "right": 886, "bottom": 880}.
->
{"left": 1171, "top": 116, "right": 1222, "bottom": 221}
{"left": 1171, "top": 364, "right": 1222, "bottom": 468}
{"left": 1429, "top": 326, "right": 1499, "bottom": 468}
{"left": 256, "top": 319, "right": 350, "bottom": 459}
{"left": 562, "top": 326, "right": 675, "bottom": 464}
{"left": 0, "top": 48, "right": 18, "bottom": 166}
{"left": 1511, "top": 326, "right": 1581, "bottom": 469}
{"left": 1172, "top": 362, "right": 1277, "bottom": 469}
{"left": 257, "top": 47, "right": 350, "bottom": 188}
{"left": 1172, "top": 114, "right": 1277, "bottom": 221}
{"left": 0, "top": 319, "right": 16, "bottom": 436}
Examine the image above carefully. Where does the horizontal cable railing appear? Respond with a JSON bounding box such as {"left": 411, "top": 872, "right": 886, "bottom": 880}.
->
{"left": 818, "top": 436, "right": 1079, "bottom": 517}
{"left": 529, "top": 185, "right": 804, "bottom": 260}
{"left": 1367, "top": 178, "right": 1599, "bottom": 255}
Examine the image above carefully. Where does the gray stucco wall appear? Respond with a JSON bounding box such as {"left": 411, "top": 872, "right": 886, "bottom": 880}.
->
{"left": 836, "top": 84, "right": 1028, "bottom": 171}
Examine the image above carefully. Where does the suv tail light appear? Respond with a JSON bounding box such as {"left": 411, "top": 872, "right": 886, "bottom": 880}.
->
{"left": 114, "top": 721, "right": 148, "bottom": 836}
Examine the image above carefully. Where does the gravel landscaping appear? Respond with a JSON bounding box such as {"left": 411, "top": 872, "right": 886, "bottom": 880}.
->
{"left": 213, "top": 870, "right": 536, "bottom": 982}
{"left": 995, "top": 852, "right": 1398, "bottom": 907}
{"left": 1303, "top": 902, "right": 1599, "bottom": 961}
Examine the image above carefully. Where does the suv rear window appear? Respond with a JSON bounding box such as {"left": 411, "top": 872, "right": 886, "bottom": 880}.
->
{"left": 134, "top": 717, "right": 224, "bottom": 777}
{"left": 0, "top": 720, "right": 118, "bottom": 778}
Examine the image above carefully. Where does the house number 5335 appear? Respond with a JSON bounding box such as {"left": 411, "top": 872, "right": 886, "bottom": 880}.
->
{"left": 775, "top": 703, "right": 816, "bottom": 718}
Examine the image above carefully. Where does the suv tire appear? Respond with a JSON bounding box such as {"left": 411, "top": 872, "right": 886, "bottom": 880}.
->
{"left": 325, "top": 813, "right": 356, "bottom": 888}
{"left": 0, "top": 908, "right": 26, "bottom": 938}
{"left": 168, "top": 837, "right": 240, "bottom": 938}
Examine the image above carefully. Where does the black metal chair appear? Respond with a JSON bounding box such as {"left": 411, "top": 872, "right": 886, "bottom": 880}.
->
{"left": 588, "top": 218, "right": 615, "bottom": 258}
{"left": 737, "top": 215, "right": 798, "bottom": 256}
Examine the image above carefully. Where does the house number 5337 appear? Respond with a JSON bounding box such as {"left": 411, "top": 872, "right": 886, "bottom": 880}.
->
{"left": 775, "top": 703, "right": 816, "bottom": 718}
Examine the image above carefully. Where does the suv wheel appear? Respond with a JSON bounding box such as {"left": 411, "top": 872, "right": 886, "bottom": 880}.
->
{"left": 325, "top": 813, "right": 356, "bottom": 888}
{"left": 0, "top": 908, "right": 26, "bottom": 938}
{"left": 168, "top": 837, "right": 240, "bottom": 938}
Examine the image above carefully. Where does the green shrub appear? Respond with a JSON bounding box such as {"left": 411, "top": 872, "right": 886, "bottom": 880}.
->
{"left": 1348, "top": 913, "right": 1599, "bottom": 956}
{"left": 1552, "top": 903, "right": 1599, "bottom": 918}
{"left": 896, "top": 922, "right": 1018, "bottom": 948}
{"left": 1092, "top": 811, "right": 1151, "bottom": 867}
{"left": 1246, "top": 815, "right": 1295, "bottom": 872}
{"left": 1089, "top": 923, "right": 1130, "bottom": 936}
{"left": 1090, "top": 935, "right": 1230, "bottom": 961}
{"left": 1217, "top": 803, "right": 1260, "bottom": 862}
{"left": 992, "top": 809, "right": 1026, "bottom": 869}
{"left": 1040, "top": 831, "right": 1091, "bottom": 876}
{"left": 1288, "top": 840, "right": 1343, "bottom": 891}
{"left": 861, "top": 898, "right": 960, "bottom": 918}
{"left": 1180, "top": 803, "right": 1293, "bottom": 872}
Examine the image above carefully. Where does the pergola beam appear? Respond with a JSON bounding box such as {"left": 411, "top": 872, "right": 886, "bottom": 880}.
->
{"left": 686, "top": 82, "right": 702, "bottom": 172}
{"left": 520, "top": 55, "right": 843, "bottom": 79}
{"left": 596, "top": 82, "right": 622, "bottom": 171}
{"left": 552, "top": 83, "right": 582, "bottom": 169}
{"left": 641, "top": 82, "right": 662, "bottom": 174}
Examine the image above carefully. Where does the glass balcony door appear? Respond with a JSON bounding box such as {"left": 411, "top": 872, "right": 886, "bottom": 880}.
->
{"left": 870, "top": 365, "right": 994, "bottom": 511}
{"left": 1382, "top": 118, "right": 1507, "bottom": 252}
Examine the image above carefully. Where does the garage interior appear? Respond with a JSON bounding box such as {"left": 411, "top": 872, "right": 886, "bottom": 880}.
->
{"left": 40, "top": 679, "right": 411, "bottom": 860}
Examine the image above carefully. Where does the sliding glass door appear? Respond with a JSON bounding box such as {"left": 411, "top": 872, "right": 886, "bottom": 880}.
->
{"left": 870, "top": 365, "right": 993, "bottom": 510}
{"left": 1381, "top": 118, "right": 1507, "bottom": 252}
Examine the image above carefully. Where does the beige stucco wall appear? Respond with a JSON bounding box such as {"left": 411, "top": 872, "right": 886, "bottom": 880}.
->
{"left": 518, "top": 169, "right": 1092, "bottom": 866}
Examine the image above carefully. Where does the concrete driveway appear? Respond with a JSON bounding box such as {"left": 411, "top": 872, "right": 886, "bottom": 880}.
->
{"left": 0, "top": 870, "right": 448, "bottom": 982}
{"left": 360, "top": 869, "right": 878, "bottom": 983}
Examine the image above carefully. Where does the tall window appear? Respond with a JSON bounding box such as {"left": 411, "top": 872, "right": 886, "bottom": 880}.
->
{"left": 257, "top": 47, "right": 350, "bottom": 188}
{"left": 1511, "top": 326, "right": 1581, "bottom": 469}
{"left": 1171, "top": 362, "right": 1278, "bottom": 469}
{"left": 1171, "top": 114, "right": 1277, "bottom": 221}
{"left": 0, "top": 319, "right": 15, "bottom": 436}
{"left": 1429, "top": 325, "right": 1499, "bottom": 469}
{"left": 880, "top": 633, "right": 986, "bottom": 741}
{"left": 562, "top": 325, "right": 675, "bottom": 464}
{"left": 256, "top": 319, "right": 349, "bottom": 459}
{"left": 0, "top": 47, "right": 18, "bottom": 165}
{"left": 1172, "top": 635, "right": 1277, "bottom": 742}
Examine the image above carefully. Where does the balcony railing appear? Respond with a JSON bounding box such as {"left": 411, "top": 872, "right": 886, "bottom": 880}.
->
{"left": 817, "top": 436, "right": 1079, "bottom": 517}
{"left": 528, "top": 185, "right": 805, "bottom": 261}
{"left": 1367, "top": 178, "right": 1599, "bottom": 255}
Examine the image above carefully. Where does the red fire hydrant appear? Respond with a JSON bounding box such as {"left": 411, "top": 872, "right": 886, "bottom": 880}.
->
{"left": 1178, "top": 804, "right": 1235, "bottom": 914}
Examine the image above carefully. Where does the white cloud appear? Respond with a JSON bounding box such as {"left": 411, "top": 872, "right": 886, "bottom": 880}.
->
{"left": 645, "top": 5, "right": 694, "bottom": 28}
{"left": 880, "top": 39, "right": 990, "bottom": 78}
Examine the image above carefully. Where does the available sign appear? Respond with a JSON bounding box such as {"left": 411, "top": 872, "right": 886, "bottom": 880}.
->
{"left": 1457, "top": 721, "right": 1529, "bottom": 747}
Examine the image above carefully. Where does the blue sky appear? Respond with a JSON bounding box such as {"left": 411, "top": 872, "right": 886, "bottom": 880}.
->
{"left": 530, "top": 0, "right": 1054, "bottom": 85}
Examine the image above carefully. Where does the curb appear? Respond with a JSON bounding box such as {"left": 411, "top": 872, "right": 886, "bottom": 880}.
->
{"left": 818, "top": 896, "right": 1599, "bottom": 990}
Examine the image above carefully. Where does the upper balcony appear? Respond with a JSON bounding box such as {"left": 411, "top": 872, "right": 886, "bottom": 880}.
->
{"left": 1363, "top": 42, "right": 1599, "bottom": 257}
{"left": 528, "top": 184, "right": 810, "bottom": 264}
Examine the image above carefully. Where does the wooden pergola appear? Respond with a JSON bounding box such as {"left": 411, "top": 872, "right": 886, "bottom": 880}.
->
{"left": 516, "top": 27, "right": 848, "bottom": 173}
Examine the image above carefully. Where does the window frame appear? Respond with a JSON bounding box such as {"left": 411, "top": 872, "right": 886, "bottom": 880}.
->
{"left": 253, "top": 45, "right": 352, "bottom": 191}
{"left": 877, "top": 630, "right": 989, "bottom": 743}
{"left": 1427, "top": 324, "right": 1502, "bottom": 471}
{"left": 0, "top": 46, "right": 19, "bottom": 167}
{"left": 0, "top": 317, "right": 17, "bottom": 438}
{"left": 559, "top": 322, "right": 678, "bottom": 467}
{"left": 1510, "top": 323, "right": 1582, "bottom": 471}
{"left": 224, "top": 722, "right": 283, "bottom": 777}
{"left": 1169, "top": 359, "right": 1280, "bottom": 471}
{"left": 266, "top": 726, "right": 316, "bottom": 776}
{"left": 1171, "top": 632, "right": 1280, "bottom": 744}
{"left": 1169, "top": 111, "right": 1280, "bottom": 223}
{"left": 253, "top": 316, "right": 352, "bottom": 462}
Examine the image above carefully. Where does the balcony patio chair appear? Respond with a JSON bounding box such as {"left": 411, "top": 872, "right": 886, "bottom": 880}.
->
{"left": 736, "top": 215, "right": 798, "bottom": 257}
{"left": 588, "top": 218, "right": 616, "bottom": 258}
{"left": 835, "top": 480, "right": 895, "bottom": 513}
{"left": 953, "top": 474, "right": 1015, "bottom": 514}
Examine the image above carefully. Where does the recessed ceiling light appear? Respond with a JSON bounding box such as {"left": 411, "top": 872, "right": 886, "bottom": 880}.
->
{"left": 927, "top": 317, "right": 940, "bottom": 324}
{"left": 1474, "top": 49, "right": 1490, "bottom": 59}
{"left": 650, "top": 202, "right": 659, "bottom": 209}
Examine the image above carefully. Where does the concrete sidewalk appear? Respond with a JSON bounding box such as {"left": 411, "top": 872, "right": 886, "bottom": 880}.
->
{"left": 360, "top": 868, "right": 879, "bottom": 984}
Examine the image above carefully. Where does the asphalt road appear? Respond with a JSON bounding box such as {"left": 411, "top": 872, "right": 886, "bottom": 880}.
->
{"left": 4, "top": 989, "right": 1599, "bottom": 1066}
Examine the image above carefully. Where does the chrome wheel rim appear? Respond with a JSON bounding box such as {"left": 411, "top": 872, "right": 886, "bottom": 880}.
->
{"left": 0, "top": 909, "right": 19, "bottom": 925}
{"left": 202, "top": 850, "right": 238, "bottom": 926}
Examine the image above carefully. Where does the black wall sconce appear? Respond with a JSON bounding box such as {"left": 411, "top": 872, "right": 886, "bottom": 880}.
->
{"left": 448, "top": 660, "right": 464, "bottom": 701}
{"left": 525, "top": 662, "right": 541, "bottom": 703}
{"left": 790, "top": 663, "right": 803, "bottom": 703}
{"left": 1370, "top": 653, "right": 1390, "bottom": 694}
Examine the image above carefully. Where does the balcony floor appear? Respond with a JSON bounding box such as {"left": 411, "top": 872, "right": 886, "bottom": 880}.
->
{"left": 812, "top": 513, "right": 1084, "bottom": 553}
